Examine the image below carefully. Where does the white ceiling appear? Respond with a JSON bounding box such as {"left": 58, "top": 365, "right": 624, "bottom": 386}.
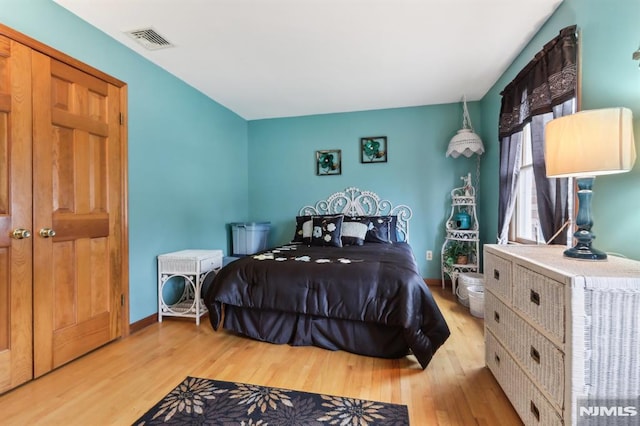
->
{"left": 53, "top": 0, "right": 562, "bottom": 120}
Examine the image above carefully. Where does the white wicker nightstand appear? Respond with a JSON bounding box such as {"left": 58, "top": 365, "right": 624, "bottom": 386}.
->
{"left": 157, "top": 249, "right": 223, "bottom": 325}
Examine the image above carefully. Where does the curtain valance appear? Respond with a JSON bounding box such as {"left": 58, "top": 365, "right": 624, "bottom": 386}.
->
{"left": 499, "top": 25, "right": 577, "bottom": 139}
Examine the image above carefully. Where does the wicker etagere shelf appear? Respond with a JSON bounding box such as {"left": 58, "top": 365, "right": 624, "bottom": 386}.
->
{"left": 441, "top": 173, "right": 480, "bottom": 294}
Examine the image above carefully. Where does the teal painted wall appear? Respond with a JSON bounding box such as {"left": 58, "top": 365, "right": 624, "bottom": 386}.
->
{"left": 248, "top": 103, "right": 484, "bottom": 278}
{"left": 0, "top": 0, "right": 250, "bottom": 322}
{"left": 12, "top": 0, "right": 634, "bottom": 326}
{"left": 479, "top": 0, "right": 640, "bottom": 260}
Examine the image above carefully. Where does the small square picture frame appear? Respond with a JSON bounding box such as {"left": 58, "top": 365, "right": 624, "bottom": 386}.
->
{"left": 316, "top": 149, "right": 342, "bottom": 175}
{"left": 360, "top": 136, "right": 387, "bottom": 163}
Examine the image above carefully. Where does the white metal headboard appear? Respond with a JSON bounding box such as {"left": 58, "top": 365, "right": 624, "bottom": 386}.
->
{"left": 298, "top": 187, "right": 413, "bottom": 242}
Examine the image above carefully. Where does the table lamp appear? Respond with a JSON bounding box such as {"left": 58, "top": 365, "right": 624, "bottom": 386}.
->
{"left": 545, "top": 107, "right": 636, "bottom": 260}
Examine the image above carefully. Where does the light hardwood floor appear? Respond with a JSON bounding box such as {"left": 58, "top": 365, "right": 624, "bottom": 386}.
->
{"left": 0, "top": 288, "right": 522, "bottom": 425}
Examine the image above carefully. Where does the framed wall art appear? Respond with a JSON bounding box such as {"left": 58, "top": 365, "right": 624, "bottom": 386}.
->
{"left": 316, "top": 149, "right": 342, "bottom": 175}
{"left": 360, "top": 136, "right": 387, "bottom": 163}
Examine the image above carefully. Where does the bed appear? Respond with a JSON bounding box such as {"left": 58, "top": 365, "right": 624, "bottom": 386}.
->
{"left": 203, "top": 188, "right": 450, "bottom": 369}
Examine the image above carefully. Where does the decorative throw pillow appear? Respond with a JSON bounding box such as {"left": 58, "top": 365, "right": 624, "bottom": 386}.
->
{"left": 341, "top": 220, "right": 369, "bottom": 246}
{"left": 292, "top": 215, "right": 312, "bottom": 243}
{"left": 362, "top": 215, "right": 393, "bottom": 244}
{"left": 311, "top": 215, "right": 344, "bottom": 247}
{"left": 388, "top": 215, "right": 400, "bottom": 242}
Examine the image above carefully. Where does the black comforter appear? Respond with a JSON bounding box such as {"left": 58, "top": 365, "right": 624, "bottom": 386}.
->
{"left": 204, "top": 242, "right": 450, "bottom": 369}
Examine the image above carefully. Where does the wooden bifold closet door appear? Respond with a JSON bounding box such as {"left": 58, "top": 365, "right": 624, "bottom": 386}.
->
{"left": 0, "top": 34, "right": 34, "bottom": 395}
{"left": 0, "top": 28, "right": 128, "bottom": 393}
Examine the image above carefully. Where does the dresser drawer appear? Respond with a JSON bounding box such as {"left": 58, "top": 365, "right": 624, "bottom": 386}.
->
{"left": 486, "top": 331, "right": 563, "bottom": 426}
{"left": 513, "top": 264, "right": 565, "bottom": 345}
{"left": 486, "top": 329, "right": 516, "bottom": 397}
{"left": 200, "top": 255, "right": 223, "bottom": 273}
{"left": 484, "top": 291, "right": 515, "bottom": 346}
{"left": 512, "top": 364, "right": 563, "bottom": 426}
{"left": 485, "top": 253, "right": 512, "bottom": 303}
{"left": 158, "top": 250, "right": 223, "bottom": 274}
{"left": 487, "top": 292, "right": 565, "bottom": 409}
{"left": 512, "top": 311, "right": 565, "bottom": 409}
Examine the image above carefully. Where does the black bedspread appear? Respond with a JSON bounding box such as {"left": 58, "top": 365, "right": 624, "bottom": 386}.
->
{"left": 204, "top": 242, "right": 450, "bottom": 368}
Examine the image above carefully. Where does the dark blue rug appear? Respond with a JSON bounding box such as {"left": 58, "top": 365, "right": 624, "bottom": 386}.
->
{"left": 134, "top": 376, "right": 409, "bottom": 425}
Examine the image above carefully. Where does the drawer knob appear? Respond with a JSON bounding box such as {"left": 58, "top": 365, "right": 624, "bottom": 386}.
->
{"left": 530, "top": 401, "right": 540, "bottom": 421}
{"left": 494, "top": 353, "right": 501, "bottom": 365}
{"left": 530, "top": 289, "right": 541, "bottom": 306}
{"left": 530, "top": 346, "right": 541, "bottom": 364}
{"left": 493, "top": 269, "right": 500, "bottom": 280}
{"left": 494, "top": 311, "right": 500, "bottom": 323}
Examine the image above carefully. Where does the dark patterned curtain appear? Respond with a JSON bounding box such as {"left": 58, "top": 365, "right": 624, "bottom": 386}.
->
{"left": 497, "top": 25, "right": 578, "bottom": 244}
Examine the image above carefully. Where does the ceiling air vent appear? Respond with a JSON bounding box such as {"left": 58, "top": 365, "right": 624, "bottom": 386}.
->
{"left": 125, "top": 27, "right": 174, "bottom": 50}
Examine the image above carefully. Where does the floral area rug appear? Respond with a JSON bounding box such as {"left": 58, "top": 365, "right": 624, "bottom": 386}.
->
{"left": 133, "top": 376, "right": 409, "bottom": 425}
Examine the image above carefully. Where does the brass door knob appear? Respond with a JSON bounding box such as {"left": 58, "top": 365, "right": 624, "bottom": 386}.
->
{"left": 39, "top": 228, "right": 56, "bottom": 238}
{"left": 11, "top": 228, "right": 32, "bottom": 239}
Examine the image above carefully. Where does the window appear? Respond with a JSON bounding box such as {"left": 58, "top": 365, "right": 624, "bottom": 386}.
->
{"left": 511, "top": 125, "right": 539, "bottom": 243}
{"left": 496, "top": 25, "right": 577, "bottom": 246}
{"left": 510, "top": 124, "right": 574, "bottom": 245}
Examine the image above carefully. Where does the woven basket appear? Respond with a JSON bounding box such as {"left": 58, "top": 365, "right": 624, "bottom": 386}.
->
{"left": 468, "top": 285, "right": 484, "bottom": 318}
{"left": 457, "top": 272, "right": 484, "bottom": 307}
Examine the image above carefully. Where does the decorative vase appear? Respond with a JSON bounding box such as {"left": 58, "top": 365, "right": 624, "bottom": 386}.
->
{"left": 455, "top": 211, "right": 471, "bottom": 230}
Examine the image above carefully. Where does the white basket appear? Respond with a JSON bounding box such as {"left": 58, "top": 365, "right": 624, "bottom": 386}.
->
{"left": 468, "top": 285, "right": 485, "bottom": 318}
{"left": 457, "top": 272, "right": 484, "bottom": 307}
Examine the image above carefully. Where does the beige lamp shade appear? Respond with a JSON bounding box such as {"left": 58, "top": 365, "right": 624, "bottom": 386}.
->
{"left": 545, "top": 107, "right": 636, "bottom": 177}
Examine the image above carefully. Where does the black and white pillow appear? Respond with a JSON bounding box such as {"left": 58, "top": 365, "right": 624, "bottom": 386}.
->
{"left": 352, "top": 215, "right": 398, "bottom": 243}
{"left": 341, "top": 219, "right": 369, "bottom": 246}
{"left": 292, "top": 215, "right": 312, "bottom": 243}
{"left": 311, "top": 215, "right": 344, "bottom": 247}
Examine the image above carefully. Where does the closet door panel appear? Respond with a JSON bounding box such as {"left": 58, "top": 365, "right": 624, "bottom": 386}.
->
{"left": 0, "top": 37, "right": 33, "bottom": 394}
{"left": 32, "top": 53, "right": 122, "bottom": 377}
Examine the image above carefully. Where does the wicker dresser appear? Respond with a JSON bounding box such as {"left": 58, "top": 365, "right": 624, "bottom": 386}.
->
{"left": 484, "top": 244, "right": 640, "bottom": 426}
